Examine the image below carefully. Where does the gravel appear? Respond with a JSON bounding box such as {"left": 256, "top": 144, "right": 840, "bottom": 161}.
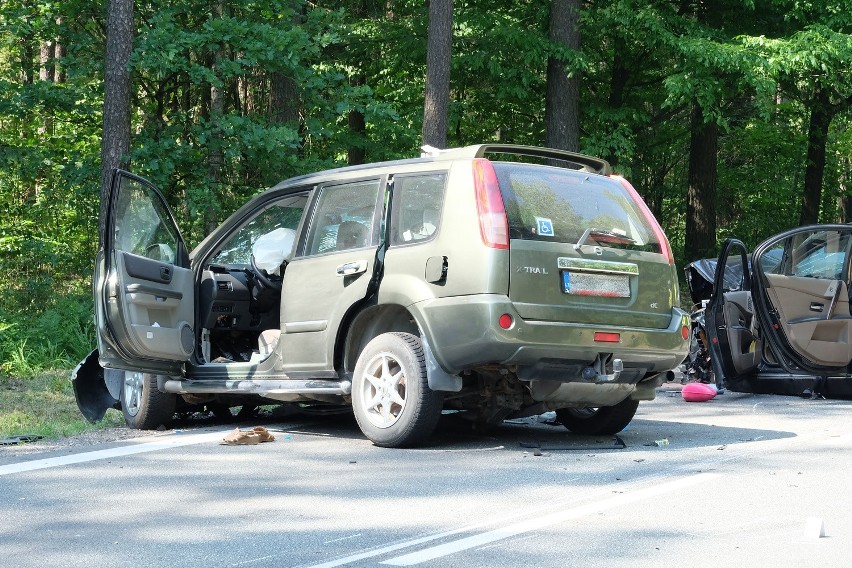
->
{"left": 1, "top": 427, "right": 170, "bottom": 459}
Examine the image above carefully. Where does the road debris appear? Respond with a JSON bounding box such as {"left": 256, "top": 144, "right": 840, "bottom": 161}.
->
{"left": 220, "top": 426, "right": 276, "bottom": 445}
{"left": 0, "top": 435, "right": 45, "bottom": 446}
{"left": 520, "top": 436, "right": 626, "bottom": 451}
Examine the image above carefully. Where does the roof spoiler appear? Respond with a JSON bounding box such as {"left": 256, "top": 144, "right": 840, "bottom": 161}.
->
{"left": 422, "top": 144, "right": 611, "bottom": 176}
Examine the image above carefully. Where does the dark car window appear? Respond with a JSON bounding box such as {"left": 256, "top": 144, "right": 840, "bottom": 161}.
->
{"left": 305, "top": 179, "right": 381, "bottom": 256}
{"left": 493, "top": 162, "right": 661, "bottom": 253}
{"left": 390, "top": 173, "right": 447, "bottom": 246}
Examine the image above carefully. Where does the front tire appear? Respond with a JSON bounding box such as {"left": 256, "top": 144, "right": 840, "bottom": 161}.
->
{"left": 555, "top": 397, "right": 639, "bottom": 435}
{"left": 120, "top": 371, "right": 177, "bottom": 430}
{"left": 351, "top": 332, "right": 443, "bottom": 448}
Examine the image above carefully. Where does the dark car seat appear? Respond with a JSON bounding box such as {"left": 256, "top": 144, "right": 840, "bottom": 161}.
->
{"left": 336, "top": 220, "right": 369, "bottom": 250}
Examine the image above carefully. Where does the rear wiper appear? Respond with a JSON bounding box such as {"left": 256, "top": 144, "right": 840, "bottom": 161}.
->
{"left": 574, "top": 228, "right": 636, "bottom": 250}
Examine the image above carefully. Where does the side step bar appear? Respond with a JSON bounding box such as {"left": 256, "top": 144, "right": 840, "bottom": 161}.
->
{"left": 161, "top": 378, "right": 352, "bottom": 399}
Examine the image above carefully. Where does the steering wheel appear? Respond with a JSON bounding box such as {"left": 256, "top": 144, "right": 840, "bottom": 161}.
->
{"left": 250, "top": 254, "right": 283, "bottom": 291}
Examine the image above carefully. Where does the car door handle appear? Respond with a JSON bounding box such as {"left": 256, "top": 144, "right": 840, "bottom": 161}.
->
{"left": 336, "top": 260, "right": 368, "bottom": 276}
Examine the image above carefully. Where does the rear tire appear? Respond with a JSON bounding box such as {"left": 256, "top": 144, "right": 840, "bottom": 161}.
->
{"left": 120, "top": 371, "right": 177, "bottom": 430}
{"left": 351, "top": 332, "right": 443, "bottom": 448}
{"left": 555, "top": 397, "right": 639, "bottom": 435}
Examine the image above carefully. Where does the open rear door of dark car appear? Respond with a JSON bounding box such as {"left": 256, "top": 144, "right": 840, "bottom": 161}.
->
{"left": 95, "top": 170, "right": 194, "bottom": 376}
{"left": 705, "top": 238, "right": 760, "bottom": 385}
{"left": 750, "top": 225, "right": 852, "bottom": 376}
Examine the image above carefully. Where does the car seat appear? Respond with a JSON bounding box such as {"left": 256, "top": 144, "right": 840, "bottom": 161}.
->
{"left": 336, "top": 221, "right": 369, "bottom": 250}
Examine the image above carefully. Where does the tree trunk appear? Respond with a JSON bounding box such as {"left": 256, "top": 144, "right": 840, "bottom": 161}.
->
{"left": 20, "top": 32, "right": 35, "bottom": 85}
{"left": 99, "top": 0, "right": 134, "bottom": 247}
{"left": 421, "top": 0, "right": 452, "bottom": 149}
{"left": 684, "top": 102, "right": 718, "bottom": 262}
{"left": 39, "top": 41, "right": 55, "bottom": 139}
{"left": 55, "top": 20, "right": 67, "bottom": 84}
{"left": 800, "top": 90, "right": 833, "bottom": 226}
{"left": 545, "top": 0, "right": 580, "bottom": 152}
{"left": 206, "top": 1, "right": 225, "bottom": 234}
{"left": 39, "top": 41, "right": 55, "bottom": 82}
{"left": 270, "top": 71, "right": 299, "bottom": 126}
{"left": 838, "top": 196, "right": 852, "bottom": 223}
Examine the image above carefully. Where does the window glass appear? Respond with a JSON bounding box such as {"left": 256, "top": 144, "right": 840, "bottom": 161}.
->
{"left": 113, "top": 176, "right": 179, "bottom": 264}
{"left": 214, "top": 195, "right": 307, "bottom": 265}
{"left": 493, "top": 162, "right": 661, "bottom": 253}
{"left": 390, "top": 173, "right": 447, "bottom": 246}
{"left": 305, "top": 180, "right": 381, "bottom": 255}
{"left": 789, "top": 230, "right": 849, "bottom": 279}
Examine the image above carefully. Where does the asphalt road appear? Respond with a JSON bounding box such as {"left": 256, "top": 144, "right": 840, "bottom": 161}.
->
{"left": 1, "top": 384, "right": 850, "bottom": 567}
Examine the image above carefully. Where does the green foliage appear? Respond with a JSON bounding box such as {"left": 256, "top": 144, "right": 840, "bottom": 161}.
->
{"left": 0, "top": 370, "right": 125, "bottom": 439}
{"left": 0, "top": 283, "right": 94, "bottom": 378}
{"left": 1, "top": 0, "right": 852, "bottom": 380}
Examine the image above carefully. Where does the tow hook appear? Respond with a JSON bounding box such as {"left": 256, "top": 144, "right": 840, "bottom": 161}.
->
{"left": 582, "top": 356, "right": 623, "bottom": 383}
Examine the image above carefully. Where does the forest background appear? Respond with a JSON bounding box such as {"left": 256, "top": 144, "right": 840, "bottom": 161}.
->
{"left": 1, "top": 0, "right": 852, "bottom": 382}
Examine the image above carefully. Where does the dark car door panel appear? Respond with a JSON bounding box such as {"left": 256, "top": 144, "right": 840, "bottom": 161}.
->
{"left": 718, "top": 289, "right": 760, "bottom": 376}
{"left": 123, "top": 251, "right": 174, "bottom": 284}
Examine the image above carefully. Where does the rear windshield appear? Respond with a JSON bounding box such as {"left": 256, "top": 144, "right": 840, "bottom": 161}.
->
{"left": 493, "top": 162, "right": 661, "bottom": 253}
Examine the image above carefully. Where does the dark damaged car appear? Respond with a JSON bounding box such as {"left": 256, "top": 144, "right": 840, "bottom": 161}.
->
{"left": 687, "top": 225, "right": 852, "bottom": 398}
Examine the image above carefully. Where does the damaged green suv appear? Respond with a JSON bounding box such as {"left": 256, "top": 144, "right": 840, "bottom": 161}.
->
{"left": 73, "top": 144, "right": 689, "bottom": 447}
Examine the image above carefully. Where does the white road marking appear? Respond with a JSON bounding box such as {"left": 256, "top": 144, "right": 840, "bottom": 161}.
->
{"left": 381, "top": 472, "right": 721, "bottom": 566}
{"left": 300, "top": 472, "right": 719, "bottom": 568}
{"left": 324, "top": 534, "right": 364, "bottom": 544}
{"left": 231, "top": 555, "right": 275, "bottom": 567}
{"left": 0, "top": 430, "right": 231, "bottom": 476}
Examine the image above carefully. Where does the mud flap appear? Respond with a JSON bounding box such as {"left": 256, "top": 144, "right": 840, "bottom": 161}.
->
{"left": 71, "top": 350, "right": 120, "bottom": 422}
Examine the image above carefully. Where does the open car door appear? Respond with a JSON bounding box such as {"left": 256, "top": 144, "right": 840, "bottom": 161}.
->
{"left": 705, "top": 239, "right": 760, "bottom": 386}
{"left": 95, "top": 170, "right": 194, "bottom": 376}
{"left": 750, "top": 225, "right": 852, "bottom": 376}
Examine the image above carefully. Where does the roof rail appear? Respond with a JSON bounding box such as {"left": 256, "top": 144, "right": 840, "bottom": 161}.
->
{"left": 428, "top": 144, "right": 611, "bottom": 175}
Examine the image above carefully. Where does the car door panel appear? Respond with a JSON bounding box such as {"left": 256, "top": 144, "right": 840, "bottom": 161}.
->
{"left": 278, "top": 177, "right": 384, "bottom": 374}
{"left": 719, "top": 289, "right": 760, "bottom": 376}
{"left": 109, "top": 250, "right": 195, "bottom": 361}
{"left": 705, "top": 238, "right": 758, "bottom": 382}
{"left": 765, "top": 274, "right": 852, "bottom": 366}
{"left": 96, "top": 170, "right": 192, "bottom": 375}
{"left": 749, "top": 225, "right": 852, "bottom": 375}
{"left": 123, "top": 251, "right": 176, "bottom": 284}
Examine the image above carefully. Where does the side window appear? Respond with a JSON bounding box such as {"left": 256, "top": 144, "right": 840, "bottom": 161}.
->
{"left": 305, "top": 179, "right": 381, "bottom": 255}
{"left": 789, "top": 230, "right": 849, "bottom": 279}
{"left": 213, "top": 194, "right": 308, "bottom": 265}
{"left": 113, "top": 176, "right": 179, "bottom": 264}
{"left": 390, "top": 173, "right": 447, "bottom": 246}
{"left": 761, "top": 230, "right": 851, "bottom": 280}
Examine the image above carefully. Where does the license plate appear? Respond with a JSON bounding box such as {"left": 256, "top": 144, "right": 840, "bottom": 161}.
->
{"left": 562, "top": 271, "right": 630, "bottom": 298}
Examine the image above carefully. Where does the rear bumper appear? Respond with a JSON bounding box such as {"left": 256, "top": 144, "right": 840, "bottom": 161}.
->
{"left": 412, "top": 294, "right": 690, "bottom": 377}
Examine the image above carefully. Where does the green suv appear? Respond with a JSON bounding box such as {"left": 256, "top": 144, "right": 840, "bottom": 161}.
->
{"left": 73, "top": 144, "right": 689, "bottom": 447}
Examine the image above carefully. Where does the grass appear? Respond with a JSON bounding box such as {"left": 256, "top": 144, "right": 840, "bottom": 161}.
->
{"left": 0, "top": 370, "right": 125, "bottom": 440}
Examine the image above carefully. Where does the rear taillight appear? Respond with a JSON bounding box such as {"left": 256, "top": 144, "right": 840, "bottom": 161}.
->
{"left": 473, "top": 159, "right": 509, "bottom": 249}
{"left": 611, "top": 175, "right": 675, "bottom": 265}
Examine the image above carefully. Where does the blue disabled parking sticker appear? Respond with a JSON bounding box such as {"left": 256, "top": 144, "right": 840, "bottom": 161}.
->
{"left": 536, "top": 217, "right": 554, "bottom": 237}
